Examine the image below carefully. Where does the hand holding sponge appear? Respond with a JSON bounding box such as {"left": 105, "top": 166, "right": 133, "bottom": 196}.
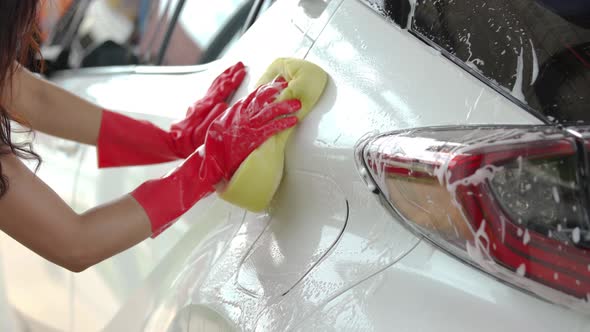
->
{"left": 218, "top": 58, "right": 328, "bottom": 212}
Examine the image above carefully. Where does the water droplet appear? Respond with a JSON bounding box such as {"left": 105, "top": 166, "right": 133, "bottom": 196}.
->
{"left": 552, "top": 187, "right": 560, "bottom": 203}
{"left": 523, "top": 230, "right": 530, "bottom": 245}
{"left": 360, "top": 168, "right": 368, "bottom": 177}
{"left": 573, "top": 227, "right": 581, "bottom": 244}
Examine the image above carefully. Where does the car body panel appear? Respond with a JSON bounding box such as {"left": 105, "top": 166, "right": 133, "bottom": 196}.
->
{"left": 294, "top": 240, "right": 590, "bottom": 332}
{"left": 103, "top": 0, "right": 556, "bottom": 329}
{"left": 5, "top": 0, "right": 590, "bottom": 331}
{"left": 235, "top": 170, "right": 349, "bottom": 299}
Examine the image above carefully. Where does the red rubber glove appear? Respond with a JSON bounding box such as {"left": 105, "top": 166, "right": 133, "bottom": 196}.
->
{"left": 97, "top": 62, "right": 246, "bottom": 168}
{"left": 131, "top": 78, "right": 301, "bottom": 237}
{"left": 199, "top": 77, "right": 300, "bottom": 183}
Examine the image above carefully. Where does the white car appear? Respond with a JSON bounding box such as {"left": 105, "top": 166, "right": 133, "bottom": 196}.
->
{"left": 3, "top": 0, "right": 590, "bottom": 331}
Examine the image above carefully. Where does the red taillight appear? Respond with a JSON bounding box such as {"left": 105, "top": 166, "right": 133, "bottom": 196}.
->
{"left": 356, "top": 126, "right": 590, "bottom": 307}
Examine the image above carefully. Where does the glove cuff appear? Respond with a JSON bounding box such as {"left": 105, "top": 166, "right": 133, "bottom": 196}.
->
{"left": 97, "top": 110, "right": 180, "bottom": 168}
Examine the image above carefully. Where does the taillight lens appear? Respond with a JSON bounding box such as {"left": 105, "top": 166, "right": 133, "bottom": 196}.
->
{"left": 356, "top": 126, "right": 590, "bottom": 307}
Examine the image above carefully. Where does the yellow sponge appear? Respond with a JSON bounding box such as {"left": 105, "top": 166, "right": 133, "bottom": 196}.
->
{"left": 218, "top": 58, "right": 328, "bottom": 212}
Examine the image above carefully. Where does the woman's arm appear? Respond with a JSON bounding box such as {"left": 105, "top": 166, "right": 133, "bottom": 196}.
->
{"left": 0, "top": 153, "right": 151, "bottom": 272}
{"left": 2, "top": 62, "right": 247, "bottom": 164}
{"left": 3, "top": 65, "right": 103, "bottom": 145}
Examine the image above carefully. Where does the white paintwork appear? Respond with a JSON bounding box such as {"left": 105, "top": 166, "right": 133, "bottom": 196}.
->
{"left": 294, "top": 241, "right": 590, "bottom": 331}
{"left": 235, "top": 171, "right": 348, "bottom": 298}
{"left": 4, "top": 0, "right": 589, "bottom": 331}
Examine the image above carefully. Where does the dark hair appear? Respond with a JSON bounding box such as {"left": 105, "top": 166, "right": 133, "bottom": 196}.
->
{"left": 0, "top": 0, "right": 42, "bottom": 197}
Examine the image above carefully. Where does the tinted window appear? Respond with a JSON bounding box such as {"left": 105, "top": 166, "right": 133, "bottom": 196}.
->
{"left": 361, "top": 0, "right": 590, "bottom": 124}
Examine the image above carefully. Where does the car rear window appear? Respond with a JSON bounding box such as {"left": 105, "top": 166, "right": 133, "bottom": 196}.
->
{"left": 360, "top": 0, "right": 590, "bottom": 124}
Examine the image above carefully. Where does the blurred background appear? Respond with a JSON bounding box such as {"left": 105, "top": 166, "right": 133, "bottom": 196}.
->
{"left": 37, "top": 0, "right": 264, "bottom": 75}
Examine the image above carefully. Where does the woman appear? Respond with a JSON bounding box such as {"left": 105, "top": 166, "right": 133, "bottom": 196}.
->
{"left": 0, "top": 1, "right": 301, "bottom": 272}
